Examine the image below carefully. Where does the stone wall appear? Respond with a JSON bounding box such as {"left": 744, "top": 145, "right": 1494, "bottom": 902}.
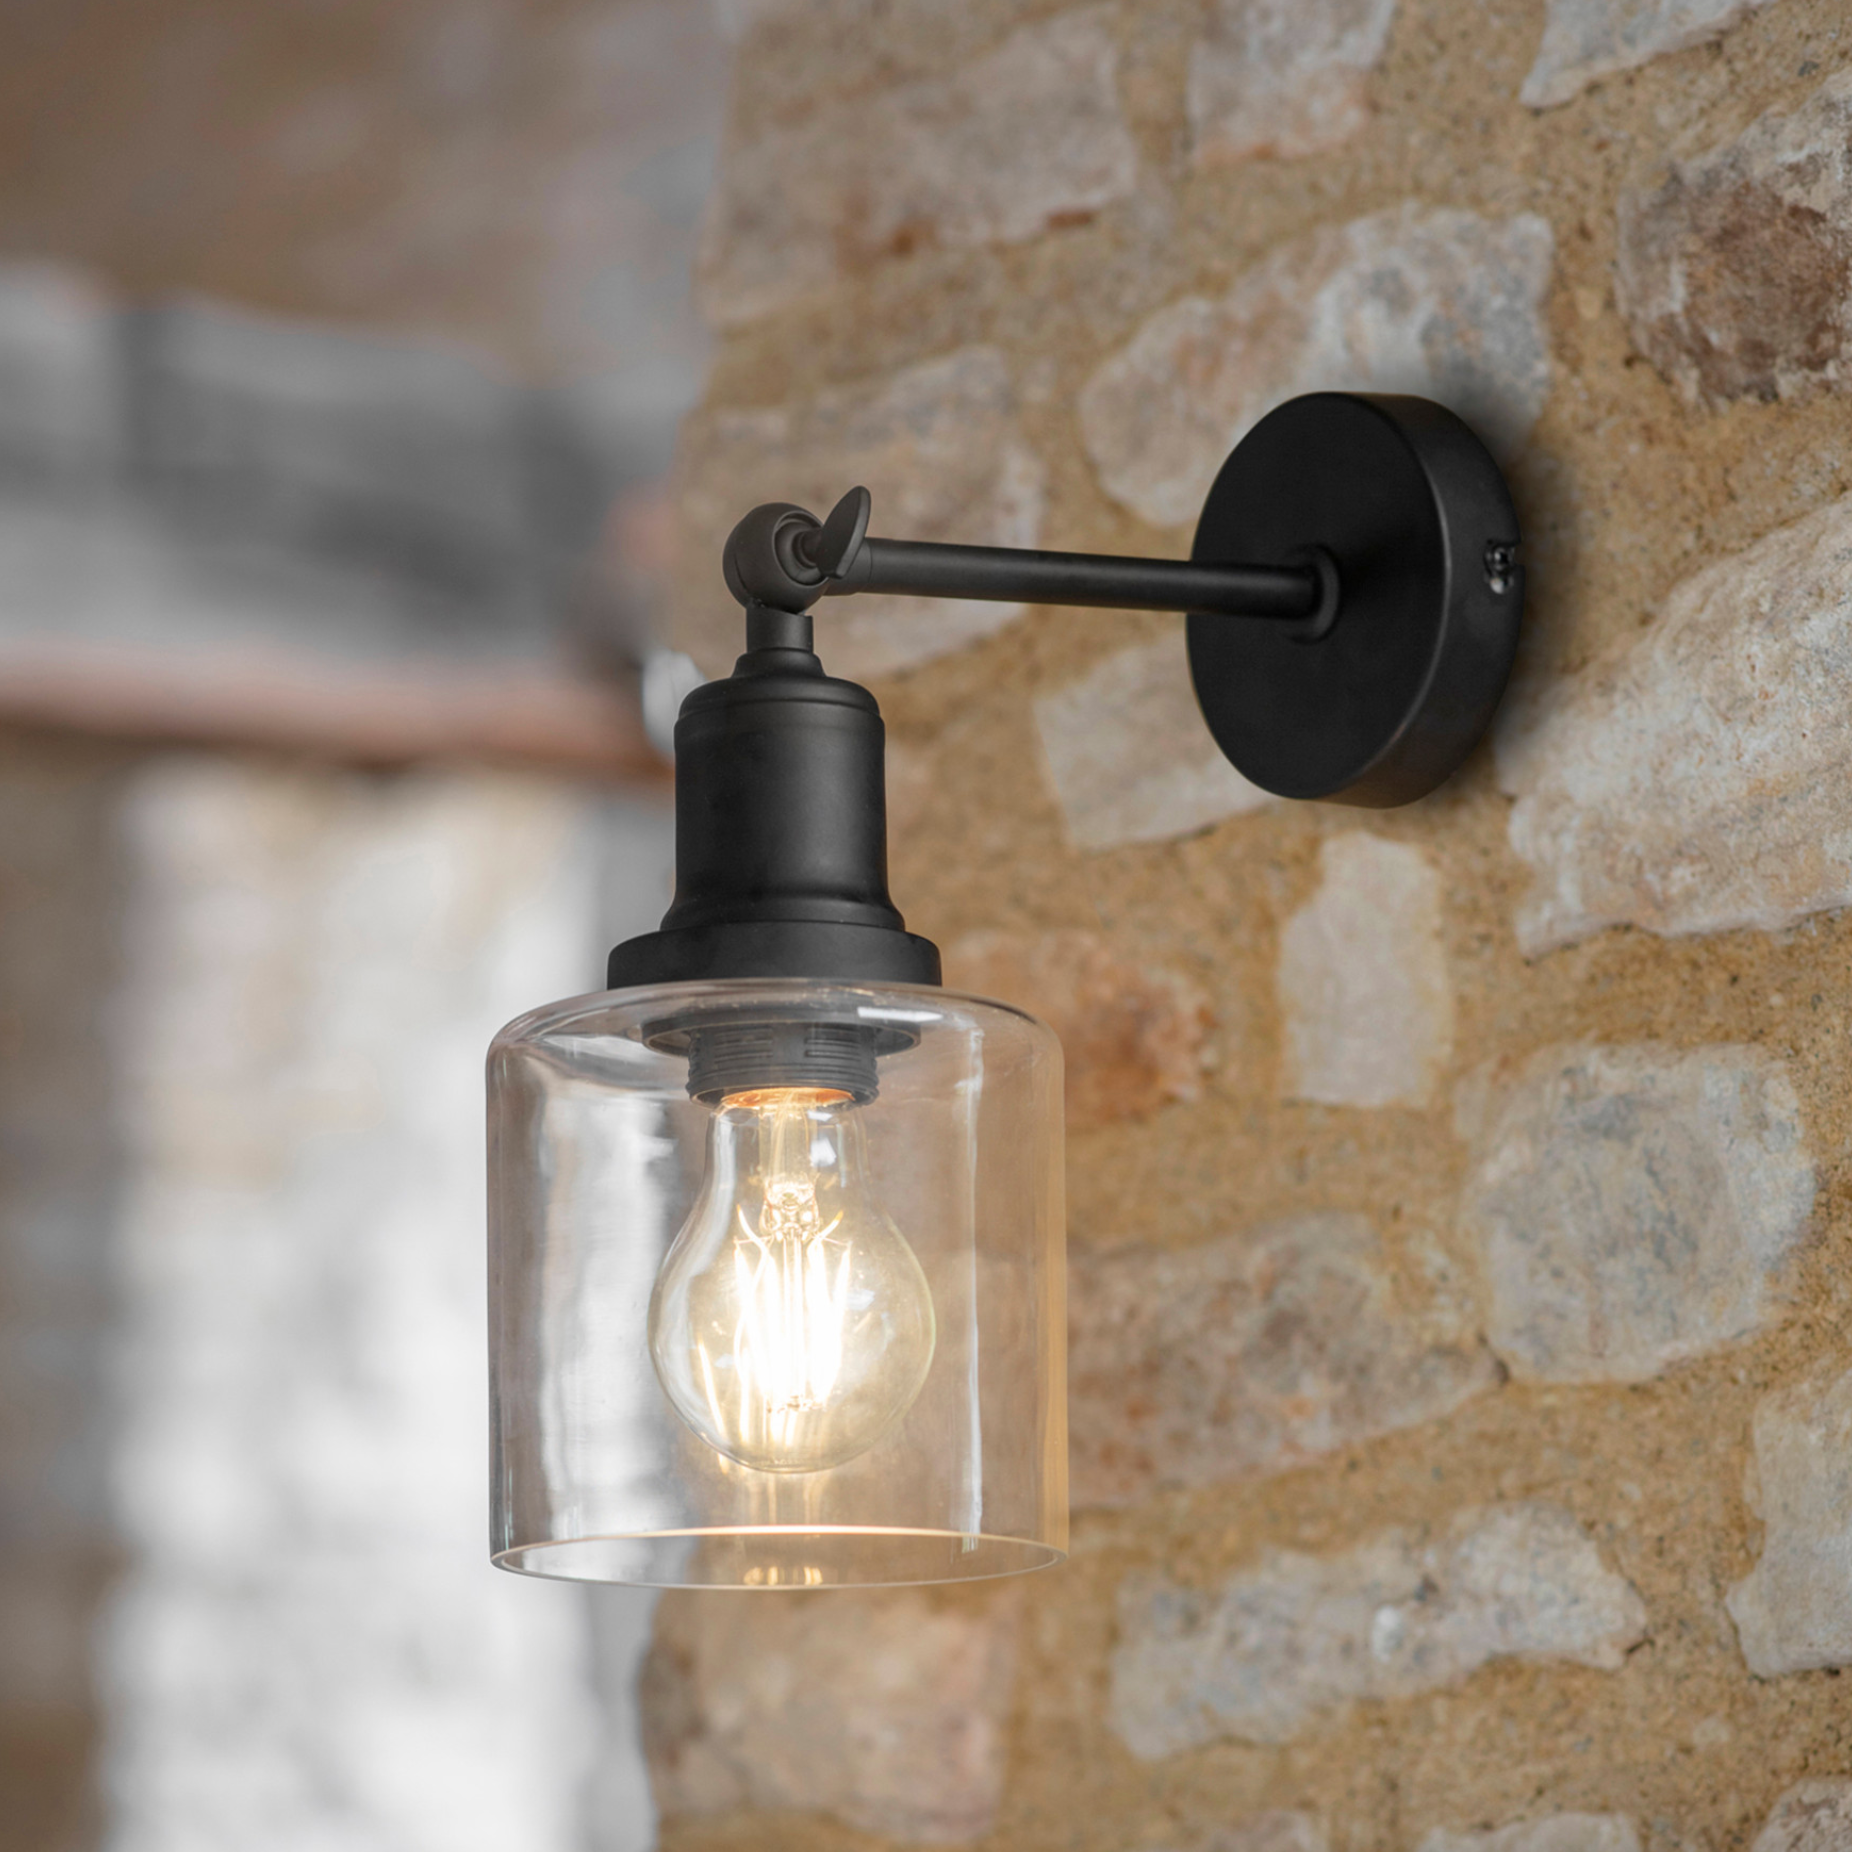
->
{"left": 0, "top": 0, "right": 737, "bottom": 771}
{"left": 0, "top": 746, "right": 674, "bottom": 1852}
{"left": 653, "top": 1, "right": 1852, "bottom": 1848}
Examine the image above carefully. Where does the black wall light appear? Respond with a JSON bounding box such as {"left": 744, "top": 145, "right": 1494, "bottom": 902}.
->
{"left": 486, "top": 392, "right": 1522, "bottom": 1589}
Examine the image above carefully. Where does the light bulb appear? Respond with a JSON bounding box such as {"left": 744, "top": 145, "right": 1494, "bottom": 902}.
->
{"left": 648, "top": 1086, "right": 935, "bottom": 1473}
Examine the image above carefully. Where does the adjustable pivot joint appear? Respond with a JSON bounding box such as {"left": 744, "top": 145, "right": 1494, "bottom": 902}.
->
{"left": 723, "top": 489, "right": 874, "bottom": 614}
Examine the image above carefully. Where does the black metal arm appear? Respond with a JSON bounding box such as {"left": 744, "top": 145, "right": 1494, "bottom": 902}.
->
{"left": 830, "top": 536, "right": 1320, "bottom": 616}
{"left": 722, "top": 487, "right": 1334, "bottom": 628}
{"left": 708, "top": 393, "right": 1523, "bottom": 810}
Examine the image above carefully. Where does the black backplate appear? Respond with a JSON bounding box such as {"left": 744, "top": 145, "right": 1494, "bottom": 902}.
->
{"left": 1186, "top": 392, "right": 1523, "bottom": 806}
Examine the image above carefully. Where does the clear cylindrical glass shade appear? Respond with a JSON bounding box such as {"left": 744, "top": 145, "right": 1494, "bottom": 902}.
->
{"left": 487, "top": 979, "right": 1066, "bottom": 1588}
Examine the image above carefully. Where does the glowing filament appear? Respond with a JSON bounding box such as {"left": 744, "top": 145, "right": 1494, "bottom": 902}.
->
{"left": 650, "top": 1083, "right": 936, "bottom": 1473}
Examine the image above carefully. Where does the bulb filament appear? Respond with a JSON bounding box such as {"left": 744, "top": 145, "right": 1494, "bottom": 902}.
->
{"left": 697, "top": 1089, "right": 856, "bottom": 1461}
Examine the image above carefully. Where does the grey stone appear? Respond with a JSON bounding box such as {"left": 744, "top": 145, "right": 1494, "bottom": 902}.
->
{"left": 1111, "top": 1502, "right": 1646, "bottom": 1755}
{"left": 1034, "top": 633, "right": 1275, "bottom": 850}
{"left": 1498, "top": 493, "right": 1852, "bottom": 953}
{"left": 99, "top": 759, "right": 613, "bottom": 1851}
{"left": 1458, "top": 1044, "right": 1814, "bottom": 1385}
{"left": 1616, "top": 72, "right": 1852, "bottom": 408}
{"left": 1082, "top": 204, "right": 1553, "bottom": 526}
{"left": 1522, "top": 0, "right": 1783, "bottom": 109}
{"left": 1278, "top": 832, "right": 1452, "bottom": 1108}
{"left": 697, "top": 5, "right": 1139, "bottom": 328}
{"left": 644, "top": 1584, "right": 1022, "bottom": 1842}
{"left": 132, "top": 299, "right": 542, "bottom": 607}
{"left": 1751, "top": 1781, "right": 1852, "bottom": 1852}
{"left": 0, "top": 278, "right": 670, "bottom": 767}
{"left": 1069, "top": 1213, "right": 1496, "bottom": 1508}
{"left": 1419, "top": 1819, "right": 1642, "bottom": 1852}
{"left": 1726, "top": 1369, "right": 1852, "bottom": 1677}
{"left": 1190, "top": 0, "right": 1399, "bottom": 164}
{"left": 673, "top": 346, "right": 1044, "bottom": 680}
{"left": 1159, "top": 1816, "right": 1330, "bottom": 1852}
{"left": 0, "top": 262, "right": 121, "bottom": 486}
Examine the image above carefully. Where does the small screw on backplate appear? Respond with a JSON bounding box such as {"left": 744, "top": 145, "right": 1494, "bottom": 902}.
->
{"left": 1483, "top": 540, "right": 1519, "bottom": 595}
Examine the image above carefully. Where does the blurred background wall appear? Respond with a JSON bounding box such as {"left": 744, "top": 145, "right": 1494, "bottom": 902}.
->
{"left": 10, "top": 3, "right": 1852, "bottom": 1852}
{"left": 0, "top": 2, "right": 723, "bottom": 1847}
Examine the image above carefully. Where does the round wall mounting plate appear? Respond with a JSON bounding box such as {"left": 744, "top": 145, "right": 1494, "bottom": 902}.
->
{"left": 1186, "top": 392, "right": 1523, "bottom": 807}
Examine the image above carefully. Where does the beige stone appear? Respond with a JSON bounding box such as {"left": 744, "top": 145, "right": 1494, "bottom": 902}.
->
{"left": 673, "top": 346, "right": 1044, "bottom": 681}
{"left": 1498, "top": 494, "right": 1852, "bottom": 954}
{"left": 1068, "top": 1213, "right": 1496, "bottom": 1508}
{"left": 1751, "top": 1781, "right": 1852, "bottom": 1852}
{"left": 696, "top": 6, "right": 1138, "bottom": 328}
{"left": 1458, "top": 1044, "right": 1814, "bottom": 1385}
{"left": 1419, "top": 1819, "right": 1641, "bottom": 1852}
{"left": 1081, "top": 204, "right": 1553, "bottom": 527}
{"left": 944, "top": 928, "right": 1207, "bottom": 1130}
{"left": 643, "top": 1585, "right": 1022, "bottom": 1843}
{"left": 1726, "top": 1368, "right": 1852, "bottom": 1677}
{"left": 1189, "top": 0, "right": 1398, "bottom": 163}
{"left": 1278, "top": 833, "right": 1452, "bottom": 1108}
{"left": 1616, "top": 71, "right": 1852, "bottom": 406}
{"left": 1110, "top": 1503, "right": 1646, "bottom": 1755}
{"left": 1034, "top": 633, "right": 1275, "bottom": 851}
{"left": 1522, "top": 0, "right": 1783, "bottom": 109}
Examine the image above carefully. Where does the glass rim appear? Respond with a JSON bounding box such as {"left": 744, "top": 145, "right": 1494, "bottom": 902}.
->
{"left": 492, "top": 1526, "right": 1068, "bottom": 1590}
{"left": 491, "top": 977, "right": 1055, "bottom": 1054}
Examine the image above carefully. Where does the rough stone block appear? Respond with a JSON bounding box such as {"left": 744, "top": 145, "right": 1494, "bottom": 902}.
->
{"left": 1069, "top": 1213, "right": 1496, "bottom": 1508}
{"left": 1278, "top": 833, "right": 1452, "bottom": 1108}
{"left": 1160, "top": 1816, "right": 1329, "bottom": 1852}
{"left": 1498, "top": 493, "right": 1852, "bottom": 953}
{"left": 1752, "top": 1781, "right": 1852, "bottom": 1852}
{"left": 1458, "top": 1044, "right": 1814, "bottom": 1385}
{"left": 0, "top": 263, "right": 121, "bottom": 486}
{"left": 943, "top": 929, "right": 1207, "bottom": 1131}
{"left": 1522, "top": 0, "right": 1781, "bottom": 109}
{"left": 1189, "top": 0, "right": 1398, "bottom": 164}
{"left": 643, "top": 1585, "right": 1022, "bottom": 1844}
{"left": 1616, "top": 73, "right": 1852, "bottom": 408}
{"left": 1726, "top": 1368, "right": 1852, "bottom": 1677}
{"left": 1081, "top": 204, "right": 1552, "bottom": 527}
{"left": 1034, "top": 634, "right": 1275, "bottom": 850}
{"left": 674, "top": 346, "right": 1044, "bottom": 680}
{"left": 132, "top": 299, "right": 538, "bottom": 604}
{"left": 1419, "top": 1818, "right": 1641, "bottom": 1852}
{"left": 697, "top": 6, "right": 1139, "bottom": 328}
{"left": 102, "top": 759, "right": 610, "bottom": 1852}
{"left": 1111, "top": 1502, "right": 1646, "bottom": 1755}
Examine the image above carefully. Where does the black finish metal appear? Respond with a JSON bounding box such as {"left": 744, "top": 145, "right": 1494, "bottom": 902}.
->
{"left": 645, "top": 1013, "right": 916, "bottom": 1105}
{"left": 830, "top": 537, "right": 1321, "bottom": 617}
{"left": 795, "top": 485, "right": 872, "bottom": 581}
{"left": 606, "top": 602, "right": 940, "bottom": 998}
{"left": 713, "top": 392, "right": 1521, "bottom": 808}
{"left": 681, "top": 1020, "right": 881, "bottom": 1105}
{"left": 723, "top": 489, "right": 1322, "bottom": 621}
{"left": 611, "top": 389, "right": 1522, "bottom": 1042}
{"left": 1187, "top": 393, "right": 1522, "bottom": 805}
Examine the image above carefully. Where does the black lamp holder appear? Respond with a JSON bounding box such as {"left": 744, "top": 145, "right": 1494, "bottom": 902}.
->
{"left": 609, "top": 391, "right": 1522, "bottom": 1095}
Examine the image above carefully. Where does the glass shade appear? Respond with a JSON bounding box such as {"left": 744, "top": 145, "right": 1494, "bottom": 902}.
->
{"left": 487, "top": 979, "right": 1066, "bottom": 1588}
